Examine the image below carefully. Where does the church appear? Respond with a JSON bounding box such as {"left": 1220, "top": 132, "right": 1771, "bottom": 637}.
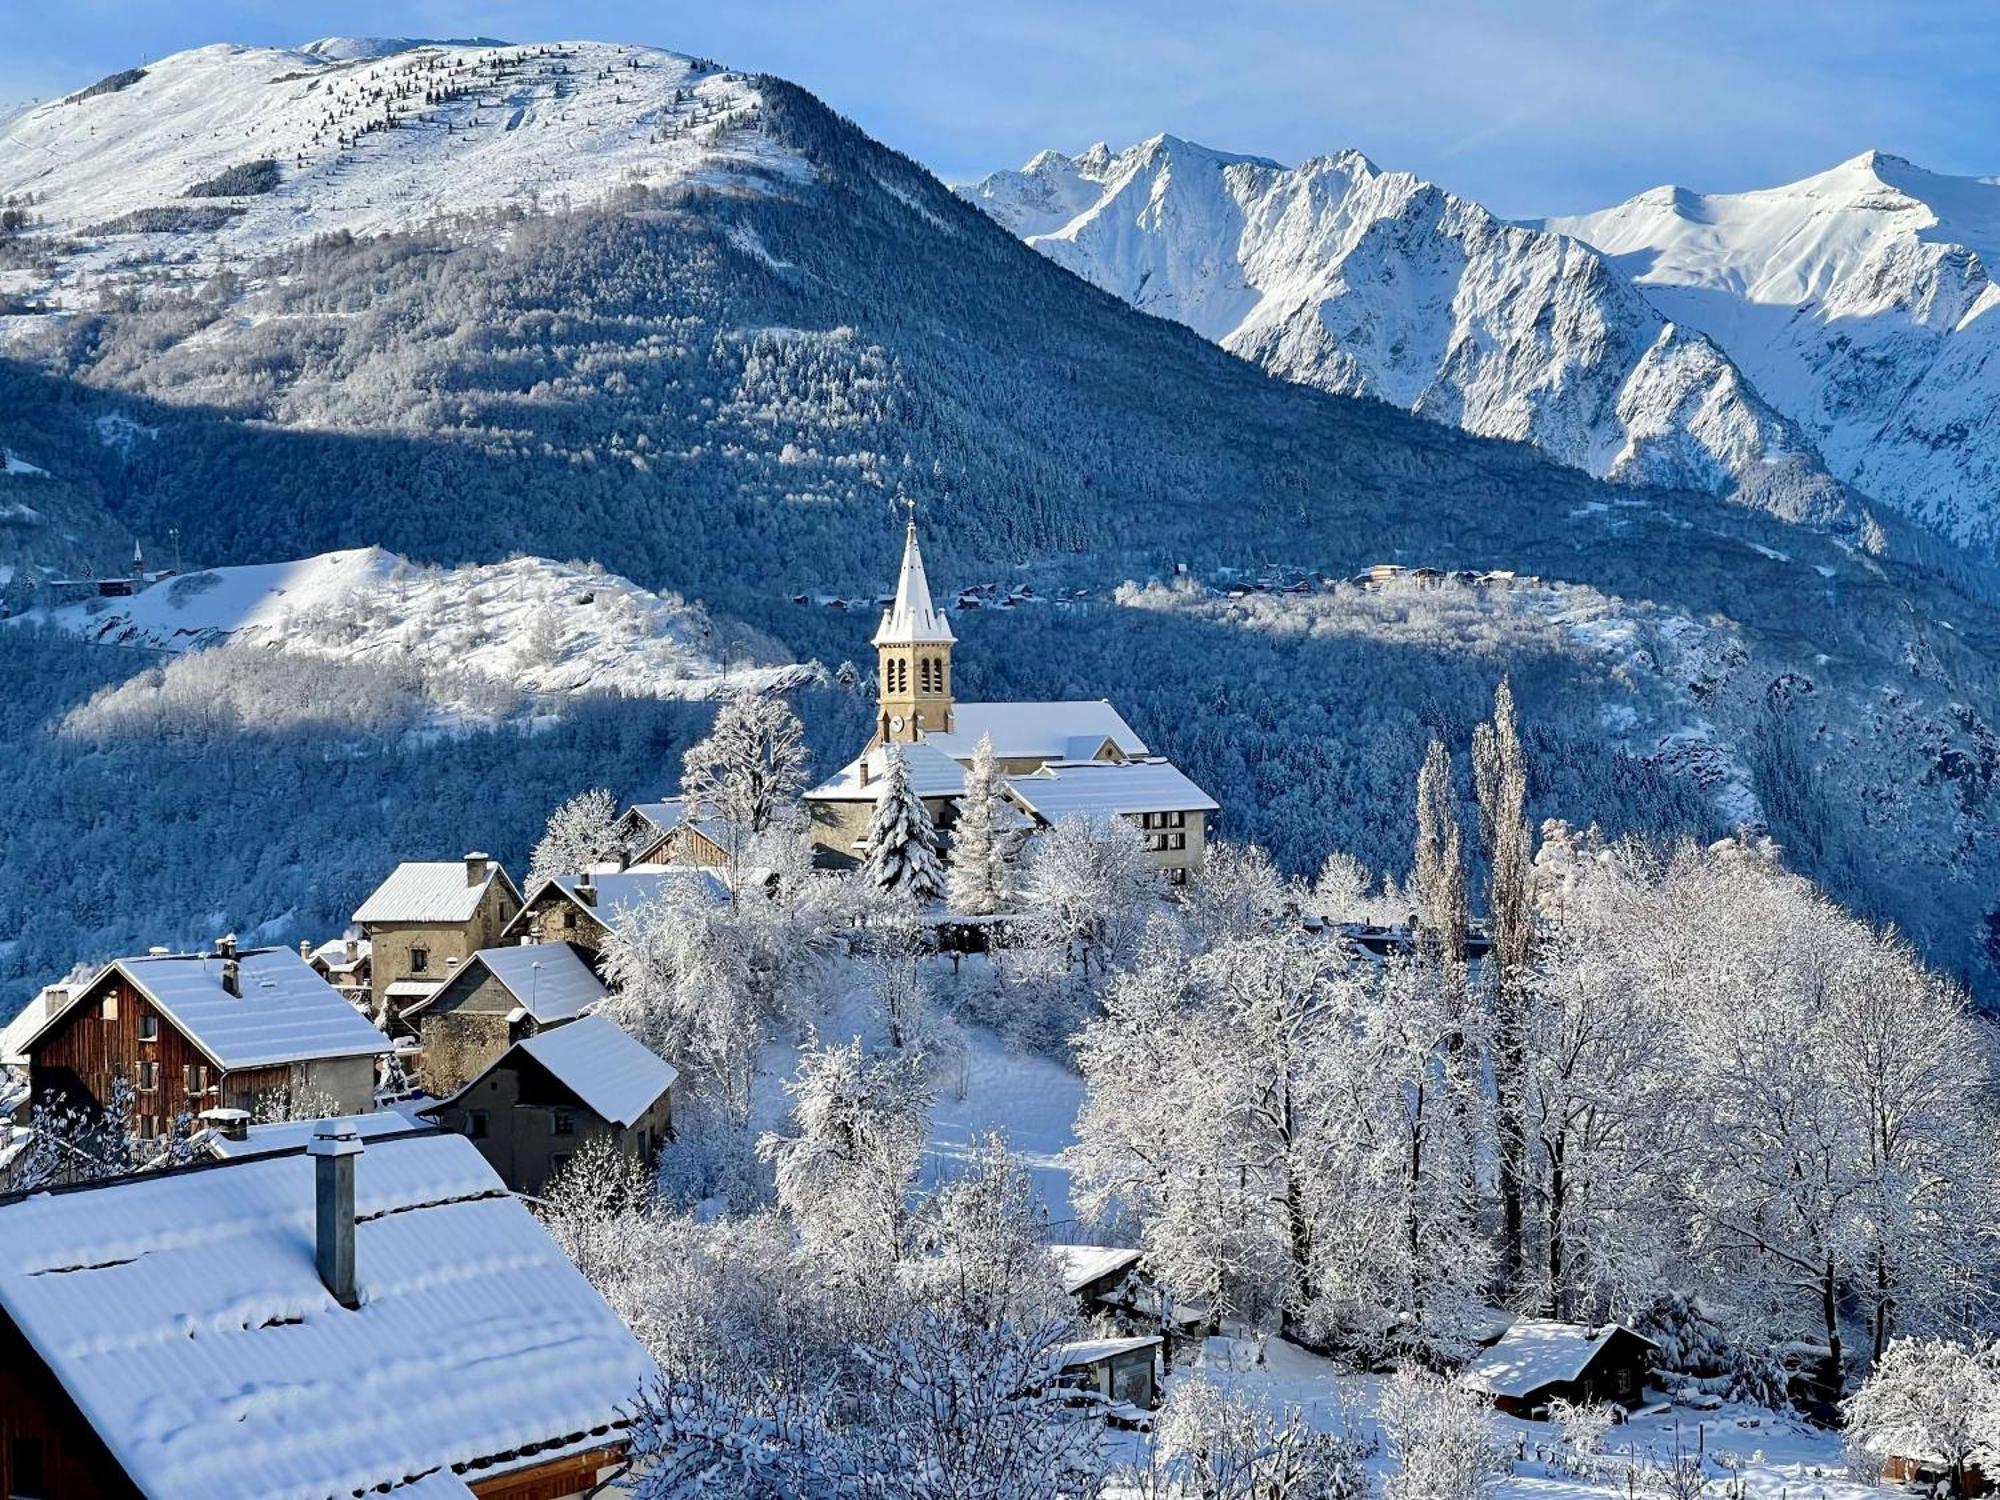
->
{"left": 805, "top": 521, "right": 1218, "bottom": 882}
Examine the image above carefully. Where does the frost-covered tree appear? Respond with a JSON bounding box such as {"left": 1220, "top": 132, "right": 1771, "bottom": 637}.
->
{"left": 1179, "top": 840, "right": 1288, "bottom": 947}
{"left": 528, "top": 786, "right": 619, "bottom": 886}
{"left": 759, "top": 1037, "right": 933, "bottom": 1273}
{"left": 946, "top": 733, "right": 1017, "bottom": 915}
{"left": 1412, "top": 737, "right": 1468, "bottom": 972}
{"left": 1152, "top": 1375, "right": 1375, "bottom": 1500}
{"left": 1017, "top": 813, "right": 1157, "bottom": 979}
{"left": 1843, "top": 1338, "right": 2000, "bottom": 1498}
{"left": 1378, "top": 1367, "right": 1508, "bottom": 1500}
{"left": 861, "top": 746, "right": 947, "bottom": 901}
{"left": 681, "top": 689, "right": 811, "bottom": 900}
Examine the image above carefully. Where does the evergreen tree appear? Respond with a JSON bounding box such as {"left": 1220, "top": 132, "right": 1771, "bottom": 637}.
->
{"left": 862, "top": 747, "right": 946, "bottom": 901}
{"left": 946, "top": 733, "right": 1015, "bottom": 915}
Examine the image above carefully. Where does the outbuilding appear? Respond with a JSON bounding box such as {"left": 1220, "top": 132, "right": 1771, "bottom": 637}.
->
{"left": 1463, "top": 1319, "right": 1659, "bottom": 1417}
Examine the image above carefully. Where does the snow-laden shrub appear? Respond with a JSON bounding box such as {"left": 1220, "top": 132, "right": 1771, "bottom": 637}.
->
{"left": 1153, "top": 1375, "right": 1375, "bottom": 1500}
{"left": 1377, "top": 1367, "right": 1508, "bottom": 1500}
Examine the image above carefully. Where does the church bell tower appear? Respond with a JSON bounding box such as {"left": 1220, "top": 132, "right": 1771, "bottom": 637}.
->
{"left": 871, "top": 516, "right": 954, "bottom": 746}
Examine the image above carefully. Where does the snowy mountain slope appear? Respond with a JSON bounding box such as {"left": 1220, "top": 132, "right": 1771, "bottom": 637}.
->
{"left": 0, "top": 39, "right": 798, "bottom": 306}
{"left": 15, "top": 547, "right": 801, "bottom": 721}
{"left": 966, "top": 138, "right": 1841, "bottom": 518}
{"left": 1543, "top": 152, "right": 2000, "bottom": 563}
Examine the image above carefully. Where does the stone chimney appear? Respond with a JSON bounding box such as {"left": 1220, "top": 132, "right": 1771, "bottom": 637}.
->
{"left": 344, "top": 937, "right": 359, "bottom": 964}
{"left": 308, "top": 1123, "right": 363, "bottom": 1309}
{"left": 216, "top": 933, "right": 238, "bottom": 961}
{"left": 218, "top": 934, "right": 242, "bottom": 998}
{"left": 301, "top": 939, "right": 314, "bottom": 962}
{"left": 464, "top": 851, "right": 491, "bottom": 888}
{"left": 576, "top": 869, "right": 597, "bottom": 907}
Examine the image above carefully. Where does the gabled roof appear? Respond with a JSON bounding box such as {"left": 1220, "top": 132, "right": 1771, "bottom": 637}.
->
{"left": 1462, "top": 1319, "right": 1659, "bottom": 1399}
{"left": 353, "top": 858, "right": 519, "bottom": 926}
{"left": 406, "top": 942, "right": 606, "bottom": 1025}
{"left": 620, "top": 800, "right": 730, "bottom": 856}
{"left": 0, "top": 1133, "right": 656, "bottom": 1497}
{"left": 206, "top": 1110, "right": 428, "bottom": 1161}
{"left": 872, "top": 520, "right": 955, "bottom": 647}
{"left": 925, "top": 700, "right": 1149, "bottom": 762}
{"left": 25, "top": 949, "right": 390, "bottom": 1072}
{"left": 1058, "top": 1335, "right": 1161, "bottom": 1368}
{"left": 506, "top": 870, "right": 729, "bottom": 941}
{"left": 513, "top": 1016, "right": 676, "bottom": 1127}
{"left": 309, "top": 937, "right": 371, "bottom": 975}
{"left": 1049, "top": 1244, "right": 1144, "bottom": 1297}
{"left": 805, "top": 739, "right": 970, "bottom": 803}
{"left": 1006, "top": 759, "right": 1219, "bottom": 821}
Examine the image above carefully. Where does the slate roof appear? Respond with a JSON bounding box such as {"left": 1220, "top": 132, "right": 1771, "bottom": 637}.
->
{"left": 1006, "top": 759, "right": 1219, "bottom": 821}
{"left": 352, "top": 859, "right": 517, "bottom": 925}
{"left": 0, "top": 1132, "right": 656, "bottom": 1498}
{"left": 926, "top": 700, "right": 1148, "bottom": 762}
{"left": 25, "top": 949, "right": 389, "bottom": 1072}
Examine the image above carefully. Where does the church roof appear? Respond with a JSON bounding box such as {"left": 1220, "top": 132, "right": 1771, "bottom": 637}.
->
{"left": 806, "top": 741, "right": 969, "bottom": 803}
{"left": 872, "top": 521, "right": 956, "bottom": 647}
{"left": 1006, "top": 759, "right": 1219, "bottom": 821}
{"left": 926, "top": 701, "right": 1149, "bottom": 762}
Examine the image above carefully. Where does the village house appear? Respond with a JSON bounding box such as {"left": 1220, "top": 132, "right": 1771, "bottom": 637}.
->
{"left": 353, "top": 853, "right": 523, "bottom": 1017}
{"left": 611, "top": 797, "right": 730, "bottom": 867}
{"left": 304, "top": 934, "right": 372, "bottom": 1007}
{"left": 0, "top": 1124, "right": 655, "bottom": 1497}
{"left": 399, "top": 941, "right": 608, "bottom": 1095}
{"left": 1050, "top": 1244, "right": 1146, "bottom": 1315}
{"left": 420, "top": 1016, "right": 675, "bottom": 1196}
{"left": 501, "top": 867, "right": 729, "bottom": 957}
{"left": 805, "top": 520, "right": 1219, "bottom": 880}
{"left": 1462, "top": 1319, "right": 1660, "bottom": 1418}
{"left": 16, "top": 939, "right": 389, "bottom": 1140}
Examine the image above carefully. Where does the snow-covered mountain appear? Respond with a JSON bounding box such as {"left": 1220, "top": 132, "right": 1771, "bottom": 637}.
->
{"left": 966, "top": 137, "right": 1842, "bottom": 520}
{"left": 1544, "top": 152, "right": 2000, "bottom": 564}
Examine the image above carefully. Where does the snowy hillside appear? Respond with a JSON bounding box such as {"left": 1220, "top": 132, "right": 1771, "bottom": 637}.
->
{"left": 966, "top": 138, "right": 1840, "bottom": 517}
{"left": 0, "top": 38, "right": 799, "bottom": 309}
{"left": 1545, "top": 151, "right": 2000, "bottom": 562}
{"left": 17, "top": 547, "right": 802, "bottom": 722}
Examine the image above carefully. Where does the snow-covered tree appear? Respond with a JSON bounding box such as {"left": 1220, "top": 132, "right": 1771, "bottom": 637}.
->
{"left": 861, "top": 746, "right": 946, "bottom": 901}
{"left": 527, "top": 786, "right": 619, "bottom": 886}
{"left": 1017, "top": 813, "right": 1157, "bottom": 979}
{"left": 759, "top": 1037, "right": 933, "bottom": 1273}
{"left": 681, "top": 689, "right": 811, "bottom": 899}
{"left": 1153, "top": 1375, "right": 1375, "bottom": 1500}
{"left": 1843, "top": 1337, "right": 2000, "bottom": 1498}
{"left": 946, "top": 733, "right": 1018, "bottom": 915}
{"left": 1377, "top": 1367, "right": 1508, "bottom": 1500}
{"left": 1412, "top": 737, "right": 1468, "bottom": 972}
{"left": 1179, "top": 839, "right": 1288, "bottom": 947}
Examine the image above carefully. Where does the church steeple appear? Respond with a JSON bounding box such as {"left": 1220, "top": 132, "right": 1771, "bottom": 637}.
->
{"left": 872, "top": 517, "right": 954, "bottom": 745}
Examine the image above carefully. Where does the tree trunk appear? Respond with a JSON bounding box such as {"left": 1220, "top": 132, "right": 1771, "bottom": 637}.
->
{"left": 1819, "top": 1256, "right": 1844, "bottom": 1399}
{"left": 1494, "top": 980, "right": 1526, "bottom": 1290}
{"left": 1545, "top": 1132, "right": 1567, "bottom": 1318}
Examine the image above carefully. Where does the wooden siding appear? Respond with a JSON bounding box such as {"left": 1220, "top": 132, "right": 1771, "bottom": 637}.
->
{"left": 0, "top": 1308, "right": 140, "bottom": 1498}
{"left": 27, "top": 973, "right": 289, "bottom": 1134}
{"left": 468, "top": 1443, "right": 627, "bottom": 1499}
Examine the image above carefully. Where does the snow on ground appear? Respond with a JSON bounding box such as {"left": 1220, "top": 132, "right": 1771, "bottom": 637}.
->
{"left": 1125, "top": 1343, "right": 1893, "bottom": 1499}
{"left": 14, "top": 545, "right": 803, "bottom": 708}
{"left": 0, "top": 39, "right": 805, "bottom": 316}
{"left": 1, "top": 450, "right": 48, "bottom": 477}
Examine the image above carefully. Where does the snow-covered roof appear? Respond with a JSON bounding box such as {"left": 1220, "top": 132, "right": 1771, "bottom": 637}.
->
{"left": 384, "top": 979, "right": 444, "bottom": 1002}
{"left": 806, "top": 740, "right": 970, "bottom": 803}
{"left": 450, "top": 942, "right": 607, "bottom": 1024}
{"left": 927, "top": 700, "right": 1148, "bottom": 762}
{"left": 0, "top": 995, "right": 54, "bottom": 1068}
{"left": 206, "top": 1110, "right": 429, "bottom": 1160}
{"left": 0, "top": 1132, "right": 656, "bottom": 1497}
{"left": 309, "top": 936, "right": 371, "bottom": 974}
{"left": 872, "top": 520, "right": 955, "bottom": 647}
{"left": 1058, "top": 1335, "right": 1162, "bottom": 1368}
{"left": 1462, "top": 1319, "right": 1658, "bottom": 1399}
{"left": 1049, "top": 1244, "right": 1144, "bottom": 1296}
{"left": 353, "top": 858, "right": 517, "bottom": 925}
{"left": 1006, "top": 759, "right": 1219, "bottom": 821}
{"left": 25, "top": 949, "right": 389, "bottom": 1071}
{"left": 512, "top": 1016, "right": 676, "bottom": 1127}
{"left": 517, "top": 869, "right": 729, "bottom": 936}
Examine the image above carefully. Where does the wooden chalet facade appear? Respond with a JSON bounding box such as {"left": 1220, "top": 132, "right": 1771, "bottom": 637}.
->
{"left": 20, "top": 942, "right": 386, "bottom": 1142}
{"left": 1464, "top": 1320, "right": 1659, "bottom": 1417}
{"left": 613, "top": 799, "right": 730, "bottom": 868}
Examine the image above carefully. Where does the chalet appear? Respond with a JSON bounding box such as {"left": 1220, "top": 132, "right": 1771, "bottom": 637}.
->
{"left": 806, "top": 520, "right": 1219, "bottom": 878}
{"left": 612, "top": 797, "right": 730, "bottom": 868}
{"left": 0, "top": 1126, "right": 655, "bottom": 1497}
{"left": 501, "top": 867, "right": 729, "bottom": 956}
{"left": 1050, "top": 1244, "right": 1146, "bottom": 1312}
{"left": 1056, "top": 1335, "right": 1163, "bottom": 1413}
{"left": 353, "top": 853, "right": 523, "bottom": 1016}
{"left": 1463, "top": 1319, "right": 1660, "bottom": 1417}
{"left": 305, "top": 934, "right": 372, "bottom": 1006}
{"left": 18, "top": 940, "right": 388, "bottom": 1140}
{"left": 399, "top": 941, "right": 608, "bottom": 1095}
{"left": 420, "top": 1016, "right": 675, "bottom": 1196}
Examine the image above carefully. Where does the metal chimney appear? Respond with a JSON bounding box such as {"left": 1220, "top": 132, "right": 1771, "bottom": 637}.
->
{"left": 309, "top": 1123, "right": 363, "bottom": 1310}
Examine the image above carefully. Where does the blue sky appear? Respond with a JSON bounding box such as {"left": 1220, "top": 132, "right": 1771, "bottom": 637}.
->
{"left": 3, "top": 0, "right": 1992, "bottom": 216}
